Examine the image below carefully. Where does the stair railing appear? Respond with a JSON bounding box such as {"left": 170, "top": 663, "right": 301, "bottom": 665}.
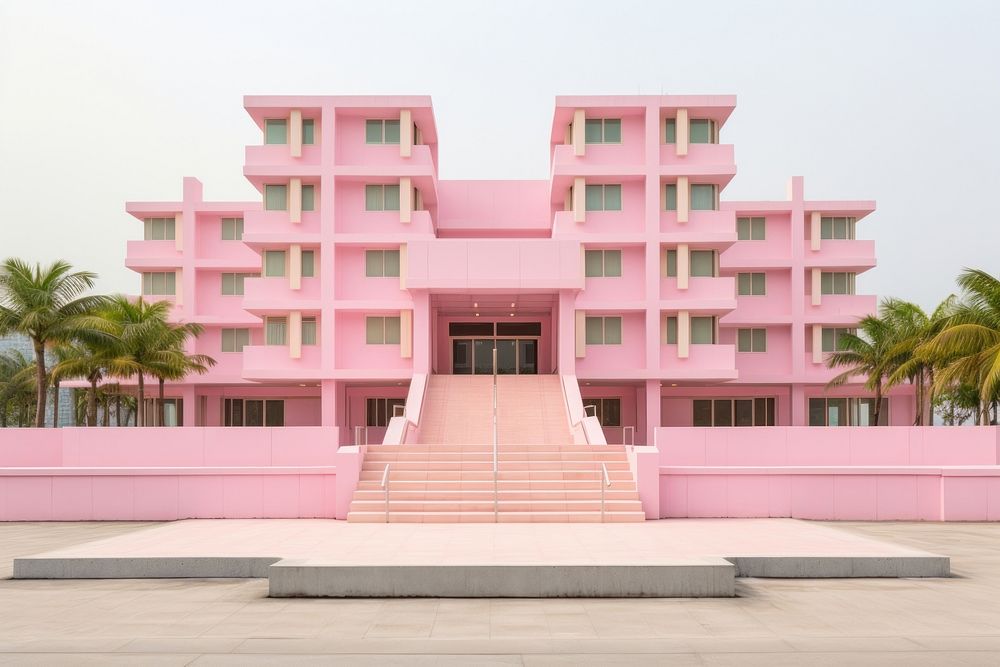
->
{"left": 381, "top": 463, "right": 390, "bottom": 523}
{"left": 622, "top": 426, "right": 635, "bottom": 447}
{"left": 600, "top": 462, "right": 611, "bottom": 522}
{"left": 492, "top": 347, "right": 499, "bottom": 523}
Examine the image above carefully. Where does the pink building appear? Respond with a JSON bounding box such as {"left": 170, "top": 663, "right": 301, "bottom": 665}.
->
{"left": 125, "top": 94, "right": 907, "bottom": 445}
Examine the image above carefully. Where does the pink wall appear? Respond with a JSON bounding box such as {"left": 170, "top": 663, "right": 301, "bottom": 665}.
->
{"left": 576, "top": 311, "right": 646, "bottom": 375}
{"left": 334, "top": 311, "right": 411, "bottom": 372}
{"left": 434, "top": 315, "right": 553, "bottom": 375}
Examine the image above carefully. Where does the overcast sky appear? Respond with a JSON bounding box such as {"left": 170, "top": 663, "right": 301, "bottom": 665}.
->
{"left": 1, "top": 0, "right": 998, "bottom": 310}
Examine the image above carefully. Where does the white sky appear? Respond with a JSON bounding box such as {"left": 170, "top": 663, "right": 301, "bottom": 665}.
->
{"left": 1, "top": 0, "right": 998, "bottom": 311}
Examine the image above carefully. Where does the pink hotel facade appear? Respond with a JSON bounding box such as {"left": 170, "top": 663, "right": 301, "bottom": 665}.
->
{"left": 125, "top": 94, "right": 907, "bottom": 444}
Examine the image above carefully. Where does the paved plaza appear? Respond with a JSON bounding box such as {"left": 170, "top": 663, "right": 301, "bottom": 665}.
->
{"left": 0, "top": 521, "right": 997, "bottom": 664}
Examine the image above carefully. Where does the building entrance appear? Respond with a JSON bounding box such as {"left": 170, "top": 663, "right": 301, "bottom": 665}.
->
{"left": 449, "top": 321, "right": 540, "bottom": 375}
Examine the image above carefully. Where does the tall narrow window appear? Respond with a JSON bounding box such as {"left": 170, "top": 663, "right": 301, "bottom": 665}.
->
{"left": 143, "top": 217, "right": 176, "bottom": 241}
{"left": 737, "top": 272, "right": 767, "bottom": 295}
{"left": 365, "top": 249, "right": 401, "bottom": 277}
{"left": 820, "top": 272, "right": 856, "bottom": 295}
{"left": 737, "top": 328, "right": 767, "bottom": 352}
{"left": 737, "top": 216, "right": 766, "bottom": 240}
{"left": 665, "top": 316, "right": 678, "bottom": 344}
{"left": 665, "top": 249, "right": 678, "bottom": 277}
{"left": 584, "top": 118, "right": 622, "bottom": 144}
{"left": 690, "top": 317, "right": 716, "bottom": 344}
{"left": 301, "top": 250, "right": 315, "bottom": 278}
{"left": 221, "top": 217, "right": 244, "bottom": 241}
{"left": 365, "top": 184, "right": 401, "bottom": 211}
{"left": 584, "top": 316, "right": 622, "bottom": 345}
{"left": 302, "top": 119, "right": 315, "bottom": 145}
{"left": 142, "top": 272, "right": 176, "bottom": 296}
{"left": 264, "top": 184, "right": 287, "bottom": 211}
{"left": 690, "top": 184, "right": 718, "bottom": 211}
{"left": 366, "top": 398, "right": 406, "bottom": 427}
{"left": 366, "top": 119, "right": 401, "bottom": 144}
{"left": 820, "top": 216, "right": 856, "bottom": 240}
{"left": 689, "top": 251, "right": 717, "bottom": 278}
{"left": 264, "top": 251, "right": 286, "bottom": 278}
{"left": 265, "top": 317, "right": 288, "bottom": 345}
{"left": 366, "top": 316, "right": 401, "bottom": 344}
{"left": 301, "top": 185, "right": 315, "bottom": 211}
{"left": 301, "top": 317, "right": 317, "bottom": 345}
{"left": 264, "top": 119, "right": 287, "bottom": 144}
{"left": 584, "top": 249, "right": 622, "bottom": 277}
{"left": 584, "top": 184, "right": 622, "bottom": 211}
{"left": 221, "top": 328, "right": 251, "bottom": 352}
{"left": 665, "top": 184, "right": 678, "bottom": 210}
{"left": 689, "top": 119, "right": 718, "bottom": 144}
{"left": 664, "top": 119, "right": 677, "bottom": 143}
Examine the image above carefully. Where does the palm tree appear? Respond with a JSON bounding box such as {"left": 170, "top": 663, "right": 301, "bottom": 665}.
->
{"left": 0, "top": 350, "right": 36, "bottom": 427}
{"left": 0, "top": 259, "right": 111, "bottom": 427}
{"left": 922, "top": 269, "right": 1000, "bottom": 426}
{"left": 882, "top": 297, "right": 955, "bottom": 425}
{"left": 50, "top": 341, "right": 111, "bottom": 427}
{"left": 147, "top": 322, "right": 214, "bottom": 426}
{"left": 825, "top": 314, "right": 896, "bottom": 426}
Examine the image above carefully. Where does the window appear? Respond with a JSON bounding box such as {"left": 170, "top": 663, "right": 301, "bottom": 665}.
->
{"left": 264, "top": 250, "right": 286, "bottom": 277}
{"left": 738, "top": 272, "right": 766, "bottom": 295}
{"left": 224, "top": 398, "right": 284, "bottom": 427}
{"left": 820, "top": 272, "right": 856, "bottom": 295}
{"left": 301, "top": 250, "right": 315, "bottom": 278}
{"left": 365, "top": 249, "right": 401, "bottom": 277}
{"left": 365, "top": 184, "right": 401, "bottom": 211}
{"left": 665, "top": 184, "right": 677, "bottom": 210}
{"left": 264, "top": 184, "right": 287, "bottom": 211}
{"left": 809, "top": 397, "right": 888, "bottom": 426}
{"left": 221, "top": 328, "right": 251, "bottom": 353}
{"left": 690, "top": 184, "right": 718, "bottom": 211}
{"left": 366, "top": 316, "right": 401, "bottom": 344}
{"left": 301, "top": 185, "right": 315, "bottom": 211}
{"left": 264, "top": 119, "right": 287, "bottom": 144}
{"left": 265, "top": 317, "right": 287, "bottom": 345}
{"left": 665, "top": 316, "right": 678, "bottom": 344}
{"left": 690, "top": 250, "right": 717, "bottom": 277}
{"left": 366, "top": 397, "right": 406, "bottom": 427}
{"left": 584, "top": 118, "right": 622, "bottom": 144}
{"left": 693, "top": 398, "right": 775, "bottom": 427}
{"left": 691, "top": 317, "right": 716, "bottom": 344}
{"left": 665, "top": 118, "right": 676, "bottom": 143}
{"left": 665, "top": 249, "right": 677, "bottom": 277}
{"left": 820, "top": 216, "right": 856, "bottom": 240}
{"left": 737, "top": 328, "right": 767, "bottom": 353}
{"left": 821, "top": 327, "right": 854, "bottom": 352}
{"left": 689, "top": 119, "right": 718, "bottom": 144}
{"left": 143, "top": 398, "right": 184, "bottom": 427}
{"left": 143, "top": 217, "right": 175, "bottom": 241}
{"left": 585, "top": 316, "right": 622, "bottom": 345}
{"left": 142, "top": 272, "right": 176, "bottom": 296}
{"left": 302, "top": 317, "right": 317, "bottom": 345}
{"left": 584, "top": 184, "right": 622, "bottom": 211}
{"left": 584, "top": 249, "right": 622, "bottom": 277}
{"left": 221, "top": 217, "right": 244, "bottom": 241}
{"left": 302, "top": 119, "right": 315, "bottom": 145}
{"left": 366, "top": 119, "right": 400, "bottom": 144}
{"left": 221, "top": 272, "right": 254, "bottom": 296}
{"left": 582, "top": 398, "right": 622, "bottom": 427}
{"left": 737, "top": 216, "right": 765, "bottom": 240}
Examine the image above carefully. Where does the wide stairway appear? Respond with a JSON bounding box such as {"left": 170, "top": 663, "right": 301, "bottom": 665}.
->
{"left": 347, "top": 374, "right": 645, "bottom": 523}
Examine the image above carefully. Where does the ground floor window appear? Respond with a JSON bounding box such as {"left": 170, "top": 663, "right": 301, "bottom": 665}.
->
{"left": 223, "top": 398, "right": 284, "bottom": 426}
{"left": 366, "top": 397, "right": 405, "bottom": 427}
{"left": 142, "top": 398, "right": 183, "bottom": 426}
{"left": 583, "top": 398, "right": 621, "bottom": 427}
{"left": 808, "top": 397, "right": 888, "bottom": 426}
{"left": 693, "top": 397, "right": 775, "bottom": 427}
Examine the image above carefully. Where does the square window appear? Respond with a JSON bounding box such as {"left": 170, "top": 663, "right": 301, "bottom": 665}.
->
{"left": 603, "top": 250, "right": 622, "bottom": 277}
{"left": 264, "top": 250, "right": 286, "bottom": 277}
{"left": 603, "top": 118, "right": 621, "bottom": 143}
{"left": 221, "top": 217, "right": 243, "bottom": 241}
{"left": 265, "top": 119, "right": 287, "bottom": 144}
{"left": 689, "top": 119, "right": 715, "bottom": 144}
{"left": 265, "top": 184, "right": 287, "bottom": 211}
{"left": 691, "top": 317, "right": 715, "bottom": 344}
{"left": 603, "top": 184, "right": 621, "bottom": 211}
{"left": 384, "top": 120, "right": 401, "bottom": 144}
{"left": 384, "top": 185, "right": 400, "bottom": 211}
{"left": 690, "top": 184, "right": 717, "bottom": 211}
{"left": 365, "top": 250, "right": 385, "bottom": 277}
{"left": 365, "top": 119, "right": 383, "bottom": 143}
{"left": 585, "top": 185, "right": 604, "bottom": 211}
{"left": 603, "top": 316, "right": 622, "bottom": 344}
{"left": 584, "top": 250, "right": 604, "bottom": 277}
{"left": 302, "top": 119, "right": 315, "bottom": 145}
{"left": 584, "top": 119, "right": 603, "bottom": 144}
{"left": 365, "top": 185, "right": 383, "bottom": 211}
{"left": 690, "top": 251, "right": 716, "bottom": 278}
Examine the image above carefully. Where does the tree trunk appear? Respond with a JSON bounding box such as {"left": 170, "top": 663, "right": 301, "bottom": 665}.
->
{"left": 52, "top": 380, "right": 60, "bottom": 428}
{"left": 872, "top": 384, "right": 884, "bottom": 426}
{"left": 88, "top": 379, "right": 97, "bottom": 427}
{"left": 158, "top": 377, "right": 165, "bottom": 427}
{"left": 137, "top": 375, "right": 145, "bottom": 427}
{"left": 926, "top": 369, "right": 935, "bottom": 426}
{"left": 981, "top": 400, "right": 991, "bottom": 426}
{"left": 913, "top": 370, "right": 923, "bottom": 426}
{"left": 32, "top": 339, "right": 47, "bottom": 428}
{"left": 115, "top": 393, "right": 122, "bottom": 427}
{"left": 102, "top": 393, "right": 110, "bottom": 427}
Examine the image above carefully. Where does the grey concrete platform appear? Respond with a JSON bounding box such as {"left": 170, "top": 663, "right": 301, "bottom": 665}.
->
{"left": 10, "top": 519, "right": 951, "bottom": 598}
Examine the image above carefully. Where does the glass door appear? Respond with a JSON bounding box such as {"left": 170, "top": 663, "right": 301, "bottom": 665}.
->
{"left": 517, "top": 339, "right": 537, "bottom": 374}
{"left": 453, "top": 339, "right": 473, "bottom": 374}
{"left": 496, "top": 340, "right": 517, "bottom": 374}
{"left": 473, "top": 339, "right": 495, "bottom": 374}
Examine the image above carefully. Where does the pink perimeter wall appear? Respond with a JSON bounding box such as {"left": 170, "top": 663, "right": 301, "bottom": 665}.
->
{"left": 0, "top": 427, "right": 366, "bottom": 521}
{"left": 651, "top": 426, "right": 1000, "bottom": 521}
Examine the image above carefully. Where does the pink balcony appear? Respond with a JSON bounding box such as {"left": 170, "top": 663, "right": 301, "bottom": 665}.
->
{"left": 242, "top": 276, "right": 322, "bottom": 313}
{"left": 550, "top": 143, "right": 645, "bottom": 175}
{"left": 335, "top": 144, "right": 436, "bottom": 174}
{"left": 661, "top": 210, "right": 737, "bottom": 242}
{"left": 801, "top": 353, "right": 844, "bottom": 383}
{"left": 661, "top": 344, "right": 737, "bottom": 380}
{"left": 721, "top": 237, "right": 792, "bottom": 269}
{"left": 241, "top": 344, "right": 322, "bottom": 380}
{"left": 659, "top": 143, "right": 736, "bottom": 171}
{"left": 806, "top": 240, "right": 876, "bottom": 269}
{"left": 125, "top": 241, "right": 181, "bottom": 270}
{"left": 660, "top": 276, "right": 736, "bottom": 311}
{"left": 245, "top": 144, "right": 322, "bottom": 168}
{"left": 805, "top": 294, "right": 877, "bottom": 324}
{"left": 243, "top": 210, "right": 321, "bottom": 244}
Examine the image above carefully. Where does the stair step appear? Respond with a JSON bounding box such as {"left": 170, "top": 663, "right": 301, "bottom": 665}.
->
{"left": 346, "top": 511, "right": 647, "bottom": 523}
{"left": 349, "top": 500, "right": 644, "bottom": 513}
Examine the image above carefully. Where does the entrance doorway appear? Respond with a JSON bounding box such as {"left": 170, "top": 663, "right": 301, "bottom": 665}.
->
{"left": 452, "top": 338, "right": 538, "bottom": 375}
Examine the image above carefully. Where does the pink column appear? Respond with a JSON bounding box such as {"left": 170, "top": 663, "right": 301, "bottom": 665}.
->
{"left": 412, "top": 290, "right": 430, "bottom": 373}
{"left": 180, "top": 385, "right": 196, "bottom": 426}
{"left": 557, "top": 290, "right": 576, "bottom": 375}
{"left": 320, "top": 379, "right": 340, "bottom": 429}
{"left": 644, "top": 379, "right": 660, "bottom": 445}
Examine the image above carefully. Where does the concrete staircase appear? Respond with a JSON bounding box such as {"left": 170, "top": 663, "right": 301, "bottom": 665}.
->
{"left": 347, "top": 375, "right": 645, "bottom": 523}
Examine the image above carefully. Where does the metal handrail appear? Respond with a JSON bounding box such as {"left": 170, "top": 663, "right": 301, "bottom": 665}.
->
{"left": 492, "top": 347, "right": 498, "bottom": 523}
{"left": 355, "top": 425, "right": 368, "bottom": 447}
{"left": 381, "top": 463, "right": 390, "bottom": 523}
{"left": 600, "top": 463, "right": 611, "bottom": 522}
{"left": 622, "top": 426, "right": 635, "bottom": 447}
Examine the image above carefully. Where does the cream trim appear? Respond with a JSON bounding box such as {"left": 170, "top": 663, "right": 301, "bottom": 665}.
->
{"left": 677, "top": 244, "right": 690, "bottom": 290}
{"left": 174, "top": 213, "right": 183, "bottom": 252}
{"left": 289, "top": 178, "right": 302, "bottom": 224}
{"left": 573, "top": 177, "right": 586, "bottom": 223}
{"left": 676, "top": 108, "right": 689, "bottom": 157}
{"left": 400, "top": 177, "right": 412, "bottom": 223}
{"left": 810, "top": 211, "right": 822, "bottom": 251}
{"left": 400, "top": 310, "right": 413, "bottom": 358}
{"left": 677, "top": 310, "right": 690, "bottom": 359}
{"left": 289, "top": 311, "right": 302, "bottom": 359}
{"left": 174, "top": 269, "right": 182, "bottom": 307}
{"left": 289, "top": 110, "right": 302, "bottom": 158}
{"left": 399, "top": 243, "right": 408, "bottom": 290}
{"left": 811, "top": 268, "right": 822, "bottom": 306}
{"left": 400, "top": 109, "right": 413, "bottom": 158}
{"left": 812, "top": 325, "right": 823, "bottom": 364}
{"left": 575, "top": 310, "right": 586, "bottom": 358}
{"left": 677, "top": 176, "right": 689, "bottom": 223}
{"left": 289, "top": 244, "right": 302, "bottom": 290}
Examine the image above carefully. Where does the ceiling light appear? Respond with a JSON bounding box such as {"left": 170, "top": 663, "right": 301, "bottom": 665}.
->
{"left": 671, "top": 383, "right": 677, "bottom": 387}
{"left": 510, "top": 302, "right": 515, "bottom": 308}
{"left": 298, "top": 383, "right": 307, "bottom": 387}
{"left": 509, "top": 313, "right": 514, "bottom": 316}
{"left": 473, "top": 302, "right": 478, "bottom": 308}
{"left": 475, "top": 312, "right": 480, "bottom": 317}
